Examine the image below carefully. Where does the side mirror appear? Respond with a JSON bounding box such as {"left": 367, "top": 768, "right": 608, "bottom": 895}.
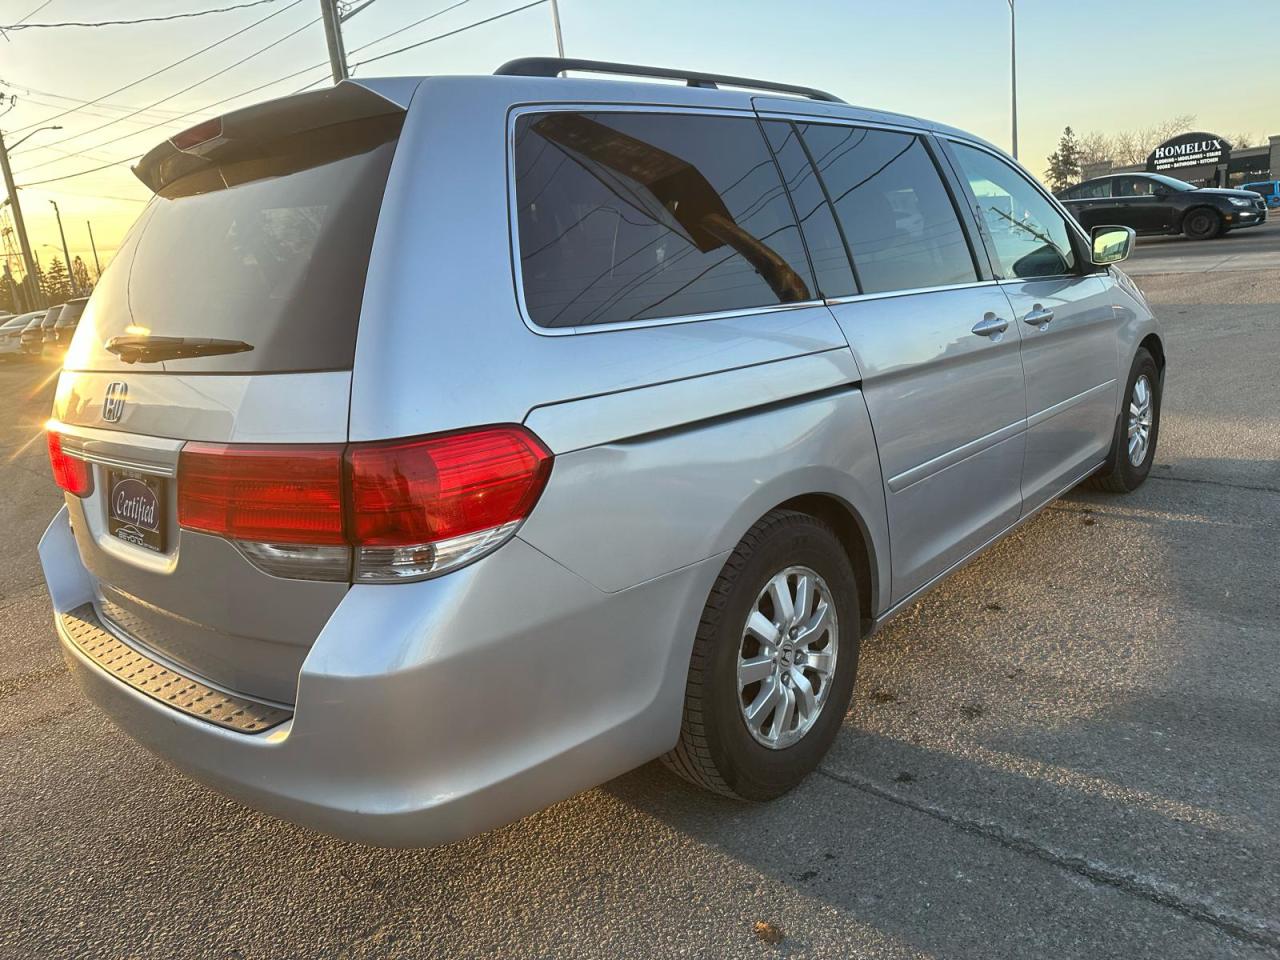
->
{"left": 1091, "top": 225, "right": 1135, "bottom": 265}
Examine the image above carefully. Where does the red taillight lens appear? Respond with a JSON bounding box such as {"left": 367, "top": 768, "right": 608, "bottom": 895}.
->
{"left": 177, "top": 443, "right": 346, "bottom": 545}
{"left": 173, "top": 426, "right": 552, "bottom": 581}
{"left": 47, "top": 431, "right": 93, "bottom": 497}
{"left": 347, "top": 426, "right": 553, "bottom": 546}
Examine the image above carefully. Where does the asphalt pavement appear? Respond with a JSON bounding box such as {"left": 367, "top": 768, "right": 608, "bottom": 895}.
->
{"left": 1, "top": 230, "right": 1278, "bottom": 959}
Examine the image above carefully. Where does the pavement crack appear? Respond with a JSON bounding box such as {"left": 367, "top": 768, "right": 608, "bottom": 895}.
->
{"left": 1150, "top": 474, "right": 1280, "bottom": 495}
{"left": 818, "top": 765, "right": 1280, "bottom": 951}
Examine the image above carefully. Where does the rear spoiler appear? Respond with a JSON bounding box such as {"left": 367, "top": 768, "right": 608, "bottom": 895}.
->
{"left": 132, "top": 77, "right": 417, "bottom": 195}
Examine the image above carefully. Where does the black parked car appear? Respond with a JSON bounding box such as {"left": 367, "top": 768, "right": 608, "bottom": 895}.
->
{"left": 1060, "top": 173, "right": 1267, "bottom": 240}
{"left": 51, "top": 296, "right": 88, "bottom": 347}
{"left": 21, "top": 304, "right": 62, "bottom": 356}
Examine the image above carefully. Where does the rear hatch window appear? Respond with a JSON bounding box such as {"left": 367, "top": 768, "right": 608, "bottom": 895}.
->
{"left": 68, "top": 112, "right": 401, "bottom": 374}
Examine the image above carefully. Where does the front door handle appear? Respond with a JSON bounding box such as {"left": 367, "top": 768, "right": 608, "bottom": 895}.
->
{"left": 971, "top": 313, "right": 1009, "bottom": 339}
{"left": 1023, "top": 304, "right": 1055, "bottom": 327}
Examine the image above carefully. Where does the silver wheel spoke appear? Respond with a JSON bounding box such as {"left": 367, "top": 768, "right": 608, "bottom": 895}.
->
{"left": 805, "top": 648, "right": 835, "bottom": 676}
{"left": 767, "top": 573, "right": 794, "bottom": 626}
{"left": 795, "top": 599, "right": 831, "bottom": 646}
{"left": 792, "top": 670, "right": 817, "bottom": 719}
{"left": 738, "top": 655, "right": 775, "bottom": 686}
{"left": 792, "top": 572, "right": 812, "bottom": 627}
{"left": 745, "top": 610, "right": 780, "bottom": 649}
{"left": 771, "top": 683, "right": 795, "bottom": 741}
{"left": 745, "top": 677, "right": 781, "bottom": 729}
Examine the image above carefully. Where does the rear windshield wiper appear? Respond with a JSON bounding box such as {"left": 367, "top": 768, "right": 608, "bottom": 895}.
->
{"left": 104, "top": 335, "right": 254, "bottom": 364}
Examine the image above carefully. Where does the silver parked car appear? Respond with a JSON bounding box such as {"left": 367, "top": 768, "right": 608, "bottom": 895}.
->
{"left": 39, "top": 59, "right": 1163, "bottom": 847}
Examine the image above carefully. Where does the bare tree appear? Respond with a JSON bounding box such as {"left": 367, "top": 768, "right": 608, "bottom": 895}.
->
{"left": 1232, "top": 132, "right": 1255, "bottom": 149}
{"left": 1076, "top": 130, "right": 1113, "bottom": 166}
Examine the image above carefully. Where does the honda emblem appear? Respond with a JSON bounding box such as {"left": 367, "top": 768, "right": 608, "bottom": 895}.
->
{"left": 102, "top": 381, "right": 128, "bottom": 423}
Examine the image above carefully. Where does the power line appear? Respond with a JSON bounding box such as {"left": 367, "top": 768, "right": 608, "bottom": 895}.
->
{"left": 13, "top": 0, "right": 544, "bottom": 188}
{"left": 13, "top": 12, "right": 323, "bottom": 172}
{"left": 353, "top": 0, "right": 549, "bottom": 68}
{"left": 0, "top": 0, "right": 285, "bottom": 31}
{"left": 12, "top": 0, "right": 481, "bottom": 174}
{"left": 5, "top": 0, "right": 307, "bottom": 135}
{"left": 13, "top": 60, "right": 335, "bottom": 187}
{"left": 0, "top": 80, "right": 191, "bottom": 119}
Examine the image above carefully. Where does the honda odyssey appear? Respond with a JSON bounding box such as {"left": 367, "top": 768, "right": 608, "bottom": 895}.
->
{"left": 39, "top": 59, "right": 1164, "bottom": 847}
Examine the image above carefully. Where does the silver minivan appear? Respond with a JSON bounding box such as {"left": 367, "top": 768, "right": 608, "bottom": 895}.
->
{"left": 39, "top": 59, "right": 1163, "bottom": 847}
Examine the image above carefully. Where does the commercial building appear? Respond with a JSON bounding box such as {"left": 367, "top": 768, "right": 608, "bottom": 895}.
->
{"left": 1081, "top": 132, "right": 1279, "bottom": 187}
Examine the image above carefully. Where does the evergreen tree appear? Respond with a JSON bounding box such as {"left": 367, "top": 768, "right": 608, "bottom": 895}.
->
{"left": 1045, "top": 126, "right": 1082, "bottom": 193}
{"left": 44, "top": 256, "right": 70, "bottom": 303}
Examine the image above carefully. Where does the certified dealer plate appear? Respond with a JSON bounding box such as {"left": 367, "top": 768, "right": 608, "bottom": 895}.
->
{"left": 107, "top": 469, "right": 166, "bottom": 553}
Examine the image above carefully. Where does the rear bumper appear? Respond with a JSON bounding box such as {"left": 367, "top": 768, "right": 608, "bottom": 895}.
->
{"left": 41, "top": 506, "right": 722, "bottom": 847}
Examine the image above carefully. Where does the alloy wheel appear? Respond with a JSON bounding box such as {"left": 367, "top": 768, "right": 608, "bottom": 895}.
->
{"left": 1128, "top": 374, "right": 1154, "bottom": 466}
{"left": 736, "top": 565, "right": 839, "bottom": 749}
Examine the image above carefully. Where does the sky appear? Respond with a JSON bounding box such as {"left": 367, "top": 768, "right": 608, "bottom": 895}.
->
{"left": 0, "top": 0, "right": 1275, "bottom": 280}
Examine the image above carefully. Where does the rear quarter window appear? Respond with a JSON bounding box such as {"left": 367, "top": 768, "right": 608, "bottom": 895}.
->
{"left": 513, "top": 111, "right": 816, "bottom": 329}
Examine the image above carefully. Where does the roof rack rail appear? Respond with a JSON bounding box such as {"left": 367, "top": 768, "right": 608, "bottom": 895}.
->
{"left": 494, "top": 57, "right": 845, "bottom": 104}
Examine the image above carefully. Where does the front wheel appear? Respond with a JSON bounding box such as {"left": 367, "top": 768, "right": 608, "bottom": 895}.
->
{"left": 662, "top": 509, "right": 860, "bottom": 800}
{"left": 1090, "top": 347, "right": 1161, "bottom": 493}
{"left": 1182, "top": 208, "right": 1221, "bottom": 240}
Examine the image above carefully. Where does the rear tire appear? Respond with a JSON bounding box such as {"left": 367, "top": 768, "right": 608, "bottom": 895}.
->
{"left": 662, "top": 509, "right": 860, "bottom": 800}
{"left": 1090, "top": 347, "right": 1161, "bottom": 493}
{"left": 1182, "top": 208, "right": 1221, "bottom": 240}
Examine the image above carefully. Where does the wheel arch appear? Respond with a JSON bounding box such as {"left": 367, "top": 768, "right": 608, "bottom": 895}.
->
{"left": 772, "top": 492, "right": 879, "bottom": 638}
{"left": 1139, "top": 331, "right": 1166, "bottom": 383}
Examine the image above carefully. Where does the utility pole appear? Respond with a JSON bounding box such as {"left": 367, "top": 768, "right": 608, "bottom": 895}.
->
{"left": 549, "top": 0, "right": 565, "bottom": 58}
{"left": 0, "top": 127, "right": 48, "bottom": 310}
{"left": 1007, "top": 0, "right": 1018, "bottom": 160}
{"left": 87, "top": 220, "right": 102, "bottom": 279}
{"left": 50, "top": 200, "right": 76, "bottom": 297}
{"left": 320, "top": 0, "right": 349, "bottom": 82}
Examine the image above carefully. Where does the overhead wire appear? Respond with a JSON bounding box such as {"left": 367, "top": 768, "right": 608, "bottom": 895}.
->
{"left": 13, "top": 0, "right": 544, "bottom": 187}
{"left": 5, "top": 0, "right": 307, "bottom": 134}
{"left": 12, "top": 11, "right": 323, "bottom": 171}
{"left": 0, "top": 0, "right": 286, "bottom": 31}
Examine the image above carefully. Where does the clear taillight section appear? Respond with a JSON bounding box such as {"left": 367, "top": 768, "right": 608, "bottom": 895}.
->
{"left": 171, "top": 425, "right": 552, "bottom": 582}
{"left": 47, "top": 431, "right": 93, "bottom": 497}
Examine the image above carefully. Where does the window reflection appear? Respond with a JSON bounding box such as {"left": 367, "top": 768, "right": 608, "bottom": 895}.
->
{"left": 515, "top": 112, "right": 814, "bottom": 328}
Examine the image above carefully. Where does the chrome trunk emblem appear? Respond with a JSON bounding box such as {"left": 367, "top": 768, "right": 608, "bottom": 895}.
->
{"left": 102, "top": 381, "right": 128, "bottom": 422}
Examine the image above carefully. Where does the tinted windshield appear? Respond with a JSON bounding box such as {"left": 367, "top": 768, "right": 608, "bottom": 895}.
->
{"left": 67, "top": 113, "right": 401, "bottom": 374}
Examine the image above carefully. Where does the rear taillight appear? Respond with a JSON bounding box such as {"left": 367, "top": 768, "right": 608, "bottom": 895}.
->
{"left": 177, "top": 443, "right": 346, "bottom": 545}
{"left": 175, "top": 426, "right": 552, "bottom": 583}
{"left": 47, "top": 431, "right": 93, "bottom": 497}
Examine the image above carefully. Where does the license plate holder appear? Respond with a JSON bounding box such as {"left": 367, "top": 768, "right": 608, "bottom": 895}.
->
{"left": 107, "top": 469, "right": 167, "bottom": 553}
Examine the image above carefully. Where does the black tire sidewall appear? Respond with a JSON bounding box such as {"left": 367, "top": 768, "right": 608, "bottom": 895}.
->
{"left": 702, "top": 518, "right": 860, "bottom": 800}
{"left": 1184, "top": 209, "right": 1220, "bottom": 240}
{"left": 1116, "top": 349, "right": 1161, "bottom": 489}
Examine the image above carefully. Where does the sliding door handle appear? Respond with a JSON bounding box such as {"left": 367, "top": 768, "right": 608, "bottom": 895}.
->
{"left": 1024, "top": 304, "right": 1055, "bottom": 327}
{"left": 971, "top": 313, "right": 1009, "bottom": 338}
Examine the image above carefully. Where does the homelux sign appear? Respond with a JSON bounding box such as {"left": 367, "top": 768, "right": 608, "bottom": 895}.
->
{"left": 1147, "top": 132, "right": 1231, "bottom": 172}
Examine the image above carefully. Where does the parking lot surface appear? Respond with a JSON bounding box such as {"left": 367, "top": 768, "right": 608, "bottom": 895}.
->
{"left": 2, "top": 237, "right": 1278, "bottom": 958}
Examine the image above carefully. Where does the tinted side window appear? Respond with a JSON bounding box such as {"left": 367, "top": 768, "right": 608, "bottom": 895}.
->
{"left": 1071, "top": 180, "right": 1112, "bottom": 199}
{"left": 514, "top": 112, "right": 815, "bottom": 328}
{"left": 951, "top": 143, "right": 1078, "bottom": 280}
{"left": 761, "top": 120, "right": 856, "bottom": 298}
{"left": 797, "top": 124, "right": 977, "bottom": 294}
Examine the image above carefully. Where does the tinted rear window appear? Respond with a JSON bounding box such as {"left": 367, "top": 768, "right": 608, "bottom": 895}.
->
{"left": 514, "top": 111, "right": 815, "bottom": 328}
{"left": 70, "top": 114, "right": 400, "bottom": 373}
